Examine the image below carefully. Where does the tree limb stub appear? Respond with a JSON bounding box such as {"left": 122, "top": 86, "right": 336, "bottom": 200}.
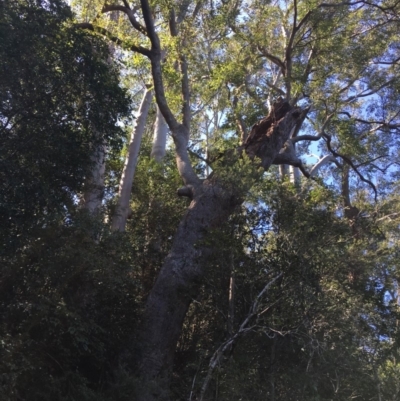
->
{"left": 177, "top": 186, "right": 194, "bottom": 199}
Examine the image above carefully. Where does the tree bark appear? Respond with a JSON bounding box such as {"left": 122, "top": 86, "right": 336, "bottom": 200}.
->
{"left": 111, "top": 88, "right": 153, "bottom": 232}
{"left": 290, "top": 165, "right": 300, "bottom": 186}
{"left": 134, "top": 102, "right": 305, "bottom": 401}
{"left": 151, "top": 104, "right": 168, "bottom": 162}
{"left": 82, "top": 143, "right": 106, "bottom": 214}
{"left": 279, "top": 164, "right": 289, "bottom": 179}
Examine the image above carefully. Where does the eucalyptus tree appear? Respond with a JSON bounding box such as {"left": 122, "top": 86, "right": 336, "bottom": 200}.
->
{"left": 71, "top": 0, "right": 400, "bottom": 399}
{"left": 111, "top": 88, "right": 153, "bottom": 231}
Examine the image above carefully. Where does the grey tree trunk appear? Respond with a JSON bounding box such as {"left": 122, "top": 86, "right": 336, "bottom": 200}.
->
{"left": 290, "top": 165, "right": 301, "bottom": 186}
{"left": 111, "top": 88, "right": 153, "bottom": 232}
{"left": 134, "top": 101, "right": 306, "bottom": 401}
{"left": 82, "top": 143, "right": 106, "bottom": 214}
{"left": 279, "top": 164, "right": 289, "bottom": 179}
{"left": 151, "top": 104, "right": 168, "bottom": 162}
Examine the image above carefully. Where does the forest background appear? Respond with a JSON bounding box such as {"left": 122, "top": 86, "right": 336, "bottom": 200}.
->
{"left": 2, "top": 0, "right": 400, "bottom": 400}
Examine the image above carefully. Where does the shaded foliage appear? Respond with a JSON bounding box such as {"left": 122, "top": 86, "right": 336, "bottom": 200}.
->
{"left": 0, "top": 0, "right": 130, "bottom": 252}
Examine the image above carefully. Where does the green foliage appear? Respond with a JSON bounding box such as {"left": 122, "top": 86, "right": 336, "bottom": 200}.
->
{"left": 175, "top": 180, "right": 395, "bottom": 400}
{"left": 123, "top": 142, "right": 189, "bottom": 293}
{"left": 0, "top": 0, "right": 131, "bottom": 252}
{"left": 0, "top": 213, "right": 141, "bottom": 401}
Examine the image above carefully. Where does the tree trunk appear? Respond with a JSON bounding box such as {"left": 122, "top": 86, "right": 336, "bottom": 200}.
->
{"left": 279, "top": 164, "right": 289, "bottom": 179}
{"left": 111, "top": 88, "right": 153, "bottom": 232}
{"left": 227, "top": 252, "right": 235, "bottom": 337}
{"left": 151, "top": 104, "right": 168, "bottom": 162}
{"left": 341, "top": 163, "right": 360, "bottom": 238}
{"left": 290, "top": 165, "right": 300, "bottom": 186}
{"left": 134, "top": 101, "right": 305, "bottom": 401}
{"left": 82, "top": 143, "right": 106, "bottom": 214}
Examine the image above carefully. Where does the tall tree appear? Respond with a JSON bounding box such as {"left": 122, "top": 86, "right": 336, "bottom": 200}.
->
{"left": 73, "top": 0, "right": 400, "bottom": 398}
{"left": 111, "top": 88, "right": 153, "bottom": 231}
{"left": 4, "top": 0, "right": 400, "bottom": 399}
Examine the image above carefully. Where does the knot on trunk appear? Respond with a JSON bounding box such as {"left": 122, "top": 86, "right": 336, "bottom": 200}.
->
{"left": 177, "top": 185, "right": 194, "bottom": 199}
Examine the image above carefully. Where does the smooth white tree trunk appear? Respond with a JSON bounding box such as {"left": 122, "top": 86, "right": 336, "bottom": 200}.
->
{"left": 290, "top": 165, "right": 301, "bottom": 185}
{"left": 111, "top": 88, "right": 153, "bottom": 232}
{"left": 151, "top": 104, "right": 168, "bottom": 162}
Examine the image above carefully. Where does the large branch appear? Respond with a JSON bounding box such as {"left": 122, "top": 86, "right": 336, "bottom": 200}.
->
{"left": 75, "top": 23, "right": 151, "bottom": 56}
{"left": 102, "top": 4, "right": 147, "bottom": 36}
{"left": 309, "top": 154, "right": 342, "bottom": 177}
{"left": 258, "top": 46, "right": 286, "bottom": 76}
{"left": 180, "top": 55, "right": 191, "bottom": 130}
{"left": 139, "top": 0, "right": 200, "bottom": 187}
{"left": 140, "top": 0, "right": 160, "bottom": 49}
{"left": 284, "top": 0, "right": 298, "bottom": 98}
{"left": 168, "top": 6, "right": 191, "bottom": 130}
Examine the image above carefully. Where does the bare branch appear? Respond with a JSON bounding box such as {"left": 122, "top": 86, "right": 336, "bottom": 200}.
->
{"left": 354, "top": 118, "right": 400, "bottom": 130}
{"left": 376, "top": 212, "right": 400, "bottom": 222}
{"left": 296, "top": 10, "right": 312, "bottom": 32}
{"left": 292, "top": 112, "right": 331, "bottom": 143}
{"left": 354, "top": 154, "right": 389, "bottom": 168}
{"left": 292, "top": 134, "right": 322, "bottom": 143}
{"left": 318, "top": 1, "right": 364, "bottom": 7}
{"left": 370, "top": 55, "right": 400, "bottom": 65}
{"left": 199, "top": 273, "right": 283, "bottom": 401}
{"left": 168, "top": 7, "right": 178, "bottom": 36}
{"left": 192, "top": 0, "right": 204, "bottom": 18}
{"left": 344, "top": 78, "right": 396, "bottom": 103}
{"left": 188, "top": 148, "right": 209, "bottom": 165}
{"left": 309, "top": 155, "right": 341, "bottom": 177}
{"left": 300, "top": 46, "right": 315, "bottom": 88}
{"left": 291, "top": 106, "right": 310, "bottom": 138}
{"left": 284, "top": 0, "right": 297, "bottom": 98}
